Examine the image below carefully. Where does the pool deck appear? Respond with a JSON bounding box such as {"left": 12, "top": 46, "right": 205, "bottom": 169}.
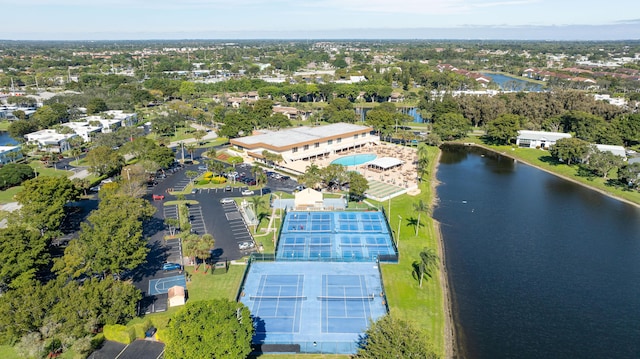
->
{"left": 277, "top": 143, "right": 420, "bottom": 200}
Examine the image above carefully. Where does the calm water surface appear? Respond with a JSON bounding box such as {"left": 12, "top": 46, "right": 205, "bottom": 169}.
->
{"left": 434, "top": 145, "right": 640, "bottom": 359}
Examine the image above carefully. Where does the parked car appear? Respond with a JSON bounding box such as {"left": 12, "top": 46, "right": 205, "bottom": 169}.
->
{"left": 191, "top": 188, "right": 198, "bottom": 194}
{"left": 294, "top": 185, "right": 305, "bottom": 191}
{"left": 224, "top": 185, "right": 232, "bottom": 191}
{"left": 198, "top": 166, "right": 208, "bottom": 171}
{"left": 152, "top": 194, "right": 165, "bottom": 200}
{"left": 242, "top": 189, "right": 254, "bottom": 196}
{"left": 220, "top": 198, "right": 234, "bottom": 204}
{"left": 162, "top": 262, "right": 181, "bottom": 271}
{"left": 238, "top": 241, "right": 255, "bottom": 250}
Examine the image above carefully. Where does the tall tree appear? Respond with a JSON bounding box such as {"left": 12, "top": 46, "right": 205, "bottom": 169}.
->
{"left": 84, "top": 146, "right": 124, "bottom": 176}
{"left": 165, "top": 300, "right": 253, "bottom": 359}
{"left": 354, "top": 314, "right": 438, "bottom": 359}
{"left": 15, "top": 176, "right": 79, "bottom": 237}
{"left": 549, "top": 137, "right": 590, "bottom": 165}
{"left": 583, "top": 148, "right": 625, "bottom": 179}
{"left": 0, "top": 226, "right": 49, "bottom": 290}
{"left": 54, "top": 195, "right": 154, "bottom": 278}
{"left": 432, "top": 112, "right": 470, "bottom": 141}
{"left": 484, "top": 114, "right": 522, "bottom": 145}
{"left": 412, "top": 199, "right": 430, "bottom": 236}
{"left": 413, "top": 248, "right": 439, "bottom": 288}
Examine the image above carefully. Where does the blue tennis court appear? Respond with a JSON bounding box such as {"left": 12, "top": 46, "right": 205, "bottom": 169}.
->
{"left": 148, "top": 275, "right": 186, "bottom": 295}
{"left": 277, "top": 211, "right": 396, "bottom": 261}
{"left": 239, "top": 262, "right": 387, "bottom": 354}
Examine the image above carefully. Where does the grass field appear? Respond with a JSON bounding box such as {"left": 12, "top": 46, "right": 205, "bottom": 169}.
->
{"left": 378, "top": 145, "right": 446, "bottom": 356}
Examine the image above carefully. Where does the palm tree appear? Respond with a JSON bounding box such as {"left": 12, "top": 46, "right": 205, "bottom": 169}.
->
{"left": 249, "top": 196, "right": 266, "bottom": 233}
{"left": 256, "top": 171, "right": 268, "bottom": 195}
{"left": 186, "top": 144, "right": 197, "bottom": 162}
{"left": 206, "top": 147, "right": 217, "bottom": 159}
{"left": 207, "top": 160, "right": 224, "bottom": 176}
{"left": 412, "top": 199, "right": 430, "bottom": 236}
{"left": 413, "top": 247, "right": 439, "bottom": 288}
{"left": 183, "top": 233, "right": 215, "bottom": 271}
{"left": 69, "top": 147, "right": 82, "bottom": 166}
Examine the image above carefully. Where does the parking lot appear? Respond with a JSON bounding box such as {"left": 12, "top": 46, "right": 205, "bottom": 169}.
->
{"left": 187, "top": 204, "right": 207, "bottom": 235}
{"left": 220, "top": 199, "right": 256, "bottom": 254}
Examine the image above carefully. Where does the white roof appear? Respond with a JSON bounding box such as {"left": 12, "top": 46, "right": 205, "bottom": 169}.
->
{"left": 367, "top": 157, "right": 404, "bottom": 169}
{"left": 0, "top": 146, "right": 19, "bottom": 152}
{"left": 517, "top": 130, "right": 571, "bottom": 142}
{"left": 232, "top": 123, "right": 371, "bottom": 148}
{"left": 595, "top": 144, "right": 626, "bottom": 158}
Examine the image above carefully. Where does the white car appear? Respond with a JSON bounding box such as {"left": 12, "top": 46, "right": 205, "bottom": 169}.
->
{"left": 220, "top": 198, "right": 235, "bottom": 204}
{"left": 241, "top": 189, "right": 255, "bottom": 196}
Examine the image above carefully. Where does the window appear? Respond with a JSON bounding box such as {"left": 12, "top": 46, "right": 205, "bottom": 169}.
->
{"left": 303, "top": 144, "right": 309, "bottom": 150}
{"left": 292, "top": 147, "right": 298, "bottom": 153}
{"left": 337, "top": 137, "right": 342, "bottom": 143}
{"left": 314, "top": 142, "right": 320, "bottom": 148}
{"left": 328, "top": 139, "right": 333, "bottom": 145}
{"left": 354, "top": 134, "right": 358, "bottom": 139}
{"left": 361, "top": 132, "right": 366, "bottom": 137}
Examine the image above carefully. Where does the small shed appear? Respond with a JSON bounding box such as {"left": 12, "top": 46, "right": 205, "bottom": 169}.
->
{"left": 294, "top": 188, "right": 323, "bottom": 210}
{"left": 168, "top": 286, "right": 185, "bottom": 307}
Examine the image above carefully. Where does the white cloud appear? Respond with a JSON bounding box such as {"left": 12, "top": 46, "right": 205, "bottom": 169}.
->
{"left": 304, "top": 0, "right": 540, "bottom": 15}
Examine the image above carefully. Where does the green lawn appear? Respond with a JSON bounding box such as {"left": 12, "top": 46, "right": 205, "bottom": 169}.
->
{"left": 183, "top": 264, "right": 245, "bottom": 302}
{"left": 379, "top": 145, "right": 446, "bottom": 356}
{"left": 0, "top": 186, "right": 22, "bottom": 204}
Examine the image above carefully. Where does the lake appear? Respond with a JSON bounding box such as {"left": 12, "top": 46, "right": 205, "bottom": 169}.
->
{"left": 434, "top": 144, "right": 640, "bottom": 359}
{"left": 0, "top": 131, "right": 18, "bottom": 145}
{"left": 481, "top": 73, "right": 544, "bottom": 92}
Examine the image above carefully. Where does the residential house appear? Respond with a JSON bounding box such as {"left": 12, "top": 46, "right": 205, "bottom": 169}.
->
{"left": 516, "top": 130, "right": 572, "bottom": 149}
{"left": 0, "top": 146, "right": 22, "bottom": 165}
{"left": 594, "top": 144, "right": 627, "bottom": 159}
{"left": 25, "top": 129, "right": 78, "bottom": 153}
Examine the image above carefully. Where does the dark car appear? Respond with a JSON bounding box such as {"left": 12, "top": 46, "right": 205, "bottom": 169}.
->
{"left": 162, "top": 263, "right": 182, "bottom": 271}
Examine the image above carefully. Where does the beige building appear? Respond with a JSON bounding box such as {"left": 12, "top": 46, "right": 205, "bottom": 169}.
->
{"left": 230, "top": 123, "right": 379, "bottom": 164}
{"left": 294, "top": 188, "right": 324, "bottom": 210}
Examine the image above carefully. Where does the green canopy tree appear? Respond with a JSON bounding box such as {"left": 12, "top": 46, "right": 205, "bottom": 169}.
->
{"left": 354, "top": 314, "right": 438, "bottom": 359}
{"left": 549, "top": 137, "right": 590, "bottom": 165}
{"left": 432, "top": 112, "right": 470, "bottom": 141}
{"left": 484, "top": 114, "right": 523, "bottom": 145}
{"left": 54, "top": 195, "right": 155, "bottom": 278}
{"left": 15, "top": 176, "right": 79, "bottom": 237}
{"left": 347, "top": 171, "right": 369, "bottom": 201}
{"left": 618, "top": 163, "right": 640, "bottom": 189}
{"left": 164, "top": 299, "right": 253, "bottom": 359}
{"left": 85, "top": 146, "right": 124, "bottom": 176}
{"left": 86, "top": 98, "right": 108, "bottom": 115}
{"left": 583, "top": 148, "right": 625, "bottom": 179}
{"left": 0, "top": 226, "right": 49, "bottom": 290}
{"left": 183, "top": 234, "right": 215, "bottom": 269}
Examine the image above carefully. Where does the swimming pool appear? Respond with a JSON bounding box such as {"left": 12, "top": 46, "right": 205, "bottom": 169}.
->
{"left": 331, "top": 154, "right": 376, "bottom": 166}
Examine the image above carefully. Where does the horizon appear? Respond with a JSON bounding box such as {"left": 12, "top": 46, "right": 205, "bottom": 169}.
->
{"left": 1, "top": 0, "right": 640, "bottom": 41}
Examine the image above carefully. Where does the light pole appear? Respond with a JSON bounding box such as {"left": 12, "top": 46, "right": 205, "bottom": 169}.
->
{"left": 397, "top": 215, "right": 402, "bottom": 246}
{"left": 180, "top": 142, "right": 185, "bottom": 163}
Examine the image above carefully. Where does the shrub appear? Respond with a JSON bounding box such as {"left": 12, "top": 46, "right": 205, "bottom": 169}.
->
{"left": 211, "top": 176, "right": 227, "bottom": 184}
{"left": 132, "top": 320, "right": 152, "bottom": 339}
{"left": 203, "top": 171, "right": 214, "bottom": 179}
{"left": 197, "top": 179, "right": 209, "bottom": 185}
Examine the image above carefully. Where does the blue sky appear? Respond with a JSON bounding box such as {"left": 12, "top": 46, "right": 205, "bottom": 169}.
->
{"left": 1, "top": 0, "right": 639, "bottom": 40}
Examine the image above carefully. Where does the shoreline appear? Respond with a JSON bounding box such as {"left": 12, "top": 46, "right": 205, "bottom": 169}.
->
{"left": 467, "top": 143, "right": 640, "bottom": 209}
{"left": 430, "top": 149, "right": 456, "bottom": 359}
